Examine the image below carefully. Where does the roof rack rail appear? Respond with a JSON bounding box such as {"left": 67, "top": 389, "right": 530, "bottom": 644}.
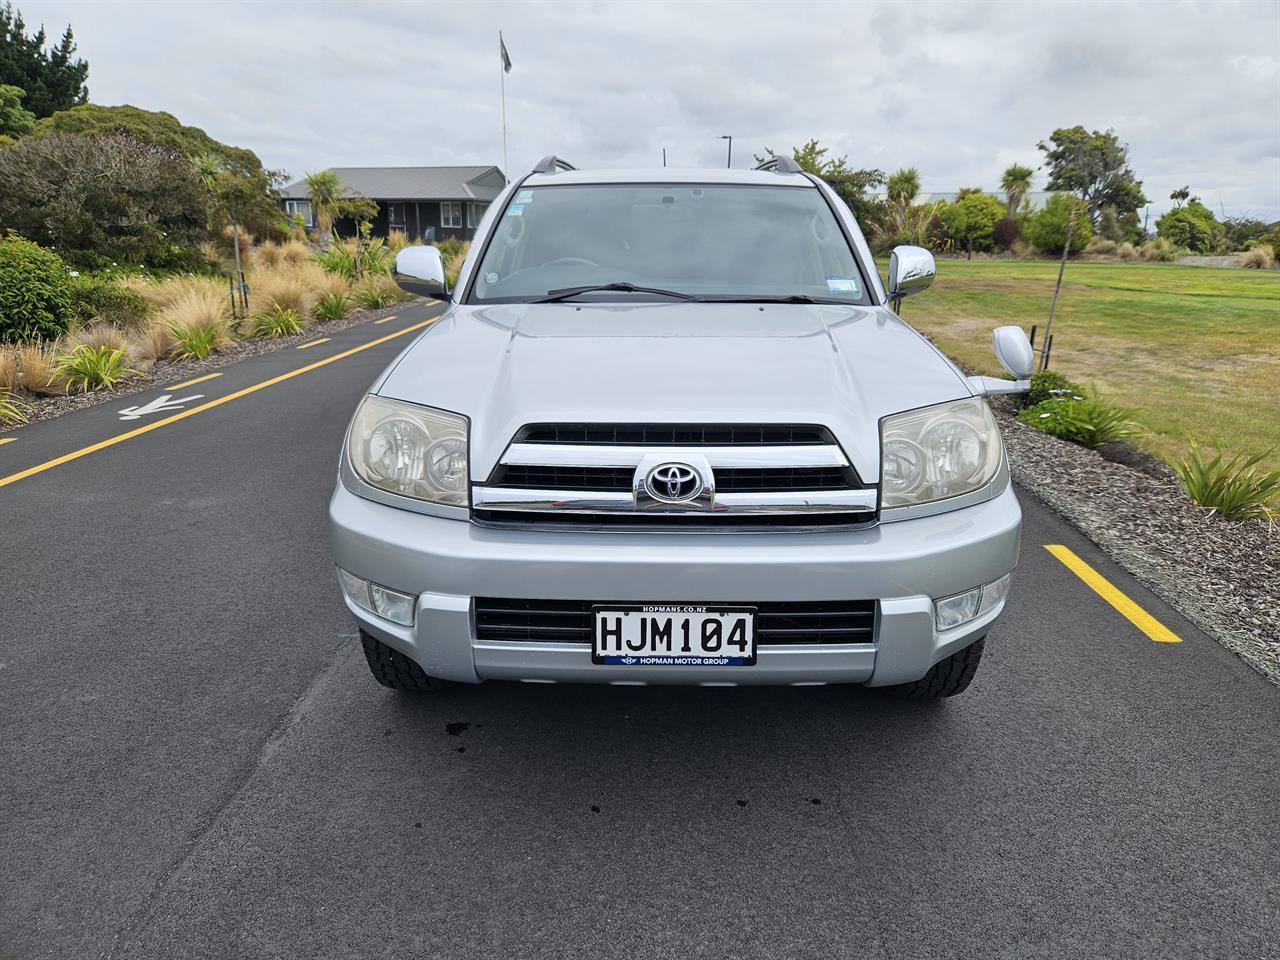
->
{"left": 531, "top": 155, "right": 577, "bottom": 175}
{"left": 754, "top": 155, "right": 804, "bottom": 174}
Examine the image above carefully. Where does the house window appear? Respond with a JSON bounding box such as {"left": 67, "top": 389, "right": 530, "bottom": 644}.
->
{"left": 441, "top": 201, "right": 463, "bottom": 229}
{"left": 284, "top": 199, "right": 313, "bottom": 228}
{"left": 387, "top": 202, "right": 406, "bottom": 231}
{"left": 467, "top": 202, "right": 489, "bottom": 228}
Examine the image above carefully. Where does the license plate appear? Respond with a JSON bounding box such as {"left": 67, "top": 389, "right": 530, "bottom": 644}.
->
{"left": 592, "top": 605, "right": 756, "bottom": 666}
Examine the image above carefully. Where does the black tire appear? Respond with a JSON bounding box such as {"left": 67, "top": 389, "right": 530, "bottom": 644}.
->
{"left": 360, "top": 631, "right": 455, "bottom": 692}
{"left": 884, "top": 636, "right": 985, "bottom": 700}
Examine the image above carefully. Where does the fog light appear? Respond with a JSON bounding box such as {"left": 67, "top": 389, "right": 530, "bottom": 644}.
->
{"left": 336, "top": 568, "right": 416, "bottom": 626}
{"left": 370, "top": 583, "right": 416, "bottom": 626}
{"left": 935, "top": 587, "right": 982, "bottom": 630}
{"left": 935, "top": 574, "right": 1012, "bottom": 631}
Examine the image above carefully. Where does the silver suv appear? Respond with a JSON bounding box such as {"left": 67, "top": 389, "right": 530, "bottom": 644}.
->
{"left": 330, "top": 155, "right": 1035, "bottom": 699}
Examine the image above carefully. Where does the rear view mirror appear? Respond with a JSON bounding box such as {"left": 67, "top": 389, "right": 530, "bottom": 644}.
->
{"left": 992, "top": 325, "right": 1035, "bottom": 379}
{"left": 393, "top": 246, "right": 450, "bottom": 301}
{"left": 887, "top": 245, "right": 936, "bottom": 308}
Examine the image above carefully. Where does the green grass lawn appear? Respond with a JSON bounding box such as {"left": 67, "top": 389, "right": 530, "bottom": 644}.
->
{"left": 886, "top": 258, "right": 1280, "bottom": 467}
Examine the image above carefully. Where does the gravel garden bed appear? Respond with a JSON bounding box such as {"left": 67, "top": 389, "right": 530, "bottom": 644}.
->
{"left": 1, "top": 302, "right": 411, "bottom": 434}
{"left": 996, "top": 403, "right": 1279, "bottom": 684}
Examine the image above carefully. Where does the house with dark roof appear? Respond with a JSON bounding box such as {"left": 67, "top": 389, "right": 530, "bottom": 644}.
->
{"left": 279, "top": 166, "right": 507, "bottom": 242}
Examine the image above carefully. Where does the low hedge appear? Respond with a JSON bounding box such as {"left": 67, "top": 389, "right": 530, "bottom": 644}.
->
{"left": 0, "top": 235, "right": 75, "bottom": 343}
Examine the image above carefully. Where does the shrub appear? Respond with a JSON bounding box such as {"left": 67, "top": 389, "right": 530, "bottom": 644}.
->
{"left": 353, "top": 278, "right": 397, "bottom": 309}
{"left": 158, "top": 285, "right": 229, "bottom": 331}
{"left": 279, "top": 239, "right": 311, "bottom": 266}
{"left": 1240, "top": 244, "right": 1274, "bottom": 269}
{"left": 252, "top": 242, "right": 283, "bottom": 270}
{"left": 68, "top": 275, "right": 152, "bottom": 330}
{"left": 313, "top": 291, "right": 351, "bottom": 321}
{"left": 313, "top": 270, "right": 350, "bottom": 300}
{"left": 0, "top": 133, "right": 210, "bottom": 269}
{"left": 1139, "top": 237, "right": 1177, "bottom": 262}
{"left": 993, "top": 217, "right": 1020, "bottom": 250}
{"left": 170, "top": 321, "right": 228, "bottom": 360}
{"left": 67, "top": 324, "right": 131, "bottom": 357}
{"left": 1016, "top": 391, "right": 1138, "bottom": 449}
{"left": 250, "top": 270, "right": 314, "bottom": 317}
{"left": 387, "top": 229, "right": 410, "bottom": 252}
{"left": 1116, "top": 241, "right": 1137, "bottom": 260}
{"left": 1085, "top": 237, "right": 1117, "bottom": 255}
{"left": 249, "top": 307, "right": 302, "bottom": 339}
{"left": 54, "top": 344, "right": 140, "bottom": 392}
{"left": 0, "top": 347, "right": 17, "bottom": 391}
{"left": 0, "top": 236, "right": 75, "bottom": 343}
{"left": 17, "top": 343, "right": 65, "bottom": 394}
{"left": 1168, "top": 441, "right": 1280, "bottom": 522}
{"left": 1024, "top": 193, "right": 1092, "bottom": 255}
{"left": 314, "top": 240, "right": 359, "bottom": 279}
{"left": 937, "top": 191, "right": 1005, "bottom": 253}
{"left": 1, "top": 388, "right": 28, "bottom": 425}
{"left": 1010, "top": 239, "right": 1034, "bottom": 259}
{"left": 1156, "top": 200, "right": 1223, "bottom": 255}
{"left": 1025, "top": 369, "right": 1084, "bottom": 406}
{"left": 135, "top": 321, "right": 177, "bottom": 362}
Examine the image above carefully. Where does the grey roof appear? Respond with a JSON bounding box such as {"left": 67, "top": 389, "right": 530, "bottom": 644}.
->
{"left": 280, "top": 166, "right": 506, "bottom": 202}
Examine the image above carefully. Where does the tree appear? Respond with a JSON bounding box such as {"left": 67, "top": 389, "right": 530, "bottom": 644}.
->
{"left": 0, "top": 133, "right": 210, "bottom": 269}
{"left": 1000, "top": 163, "right": 1034, "bottom": 218}
{"left": 1156, "top": 199, "right": 1224, "bottom": 254}
{"left": 886, "top": 167, "right": 921, "bottom": 208}
{"left": 0, "top": 3, "right": 87, "bottom": 119}
{"left": 0, "top": 80, "right": 32, "bottom": 137}
{"left": 1169, "top": 186, "right": 1191, "bottom": 209}
{"left": 756, "top": 140, "right": 886, "bottom": 226}
{"left": 938, "top": 190, "right": 1005, "bottom": 257}
{"left": 1025, "top": 193, "right": 1093, "bottom": 253}
{"left": 304, "top": 170, "right": 343, "bottom": 239}
{"left": 1037, "top": 126, "right": 1148, "bottom": 226}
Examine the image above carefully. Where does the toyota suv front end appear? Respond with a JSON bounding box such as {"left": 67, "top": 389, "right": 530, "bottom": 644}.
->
{"left": 329, "top": 155, "right": 1034, "bottom": 699}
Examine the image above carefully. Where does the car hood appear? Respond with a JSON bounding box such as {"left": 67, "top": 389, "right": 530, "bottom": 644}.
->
{"left": 374, "top": 302, "right": 973, "bottom": 483}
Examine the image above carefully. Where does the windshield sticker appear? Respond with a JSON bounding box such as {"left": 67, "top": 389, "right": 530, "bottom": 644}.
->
{"left": 507, "top": 204, "right": 524, "bottom": 216}
{"left": 826, "top": 276, "right": 858, "bottom": 293}
{"left": 516, "top": 190, "right": 533, "bottom": 203}
{"left": 483, "top": 271, "right": 499, "bottom": 285}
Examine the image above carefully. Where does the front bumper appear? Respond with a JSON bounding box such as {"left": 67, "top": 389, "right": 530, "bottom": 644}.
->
{"left": 329, "top": 482, "right": 1022, "bottom": 686}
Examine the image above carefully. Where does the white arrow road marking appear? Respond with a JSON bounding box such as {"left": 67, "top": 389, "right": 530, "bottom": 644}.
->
{"left": 118, "top": 394, "right": 205, "bottom": 421}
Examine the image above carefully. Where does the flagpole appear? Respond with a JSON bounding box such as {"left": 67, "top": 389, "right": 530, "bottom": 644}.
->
{"left": 500, "top": 30, "right": 508, "bottom": 176}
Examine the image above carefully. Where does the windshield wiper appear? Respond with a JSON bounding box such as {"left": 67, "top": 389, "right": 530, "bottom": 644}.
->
{"left": 701, "top": 294, "right": 846, "bottom": 304}
{"left": 534, "top": 282, "right": 698, "bottom": 303}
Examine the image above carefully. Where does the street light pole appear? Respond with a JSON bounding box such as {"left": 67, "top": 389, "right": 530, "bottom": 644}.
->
{"left": 719, "top": 135, "right": 732, "bottom": 168}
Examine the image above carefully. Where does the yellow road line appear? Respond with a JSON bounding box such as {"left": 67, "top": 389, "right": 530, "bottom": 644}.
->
{"left": 0, "top": 437, "right": 16, "bottom": 446}
{"left": 373, "top": 314, "right": 398, "bottom": 325}
{"left": 1044, "top": 544, "right": 1182, "bottom": 643}
{"left": 168, "top": 372, "right": 223, "bottom": 391}
{"left": 297, "top": 338, "right": 331, "bottom": 350}
{"left": 0, "top": 315, "right": 439, "bottom": 491}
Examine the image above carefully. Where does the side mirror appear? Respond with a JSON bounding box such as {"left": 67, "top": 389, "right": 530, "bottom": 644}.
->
{"left": 992, "top": 325, "right": 1035, "bottom": 379}
{"left": 887, "top": 245, "right": 935, "bottom": 308}
{"left": 967, "top": 325, "right": 1036, "bottom": 396}
{"left": 393, "top": 246, "right": 450, "bottom": 301}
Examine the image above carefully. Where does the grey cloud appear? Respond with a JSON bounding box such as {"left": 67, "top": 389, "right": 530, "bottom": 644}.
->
{"left": 29, "top": 0, "right": 1280, "bottom": 219}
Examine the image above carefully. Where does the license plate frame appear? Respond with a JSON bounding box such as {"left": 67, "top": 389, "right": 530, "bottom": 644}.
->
{"left": 592, "top": 604, "right": 757, "bottom": 666}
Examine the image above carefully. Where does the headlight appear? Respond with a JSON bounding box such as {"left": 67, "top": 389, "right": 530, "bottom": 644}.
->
{"left": 347, "top": 395, "right": 469, "bottom": 506}
{"left": 880, "top": 397, "right": 1002, "bottom": 508}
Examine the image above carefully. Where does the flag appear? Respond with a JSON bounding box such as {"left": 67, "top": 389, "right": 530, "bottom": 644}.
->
{"left": 500, "top": 35, "right": 512, "bottom": 73}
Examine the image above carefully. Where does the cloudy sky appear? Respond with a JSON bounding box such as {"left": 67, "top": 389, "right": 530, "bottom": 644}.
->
{"left": 27, "top": 0, "right": 1280, "bottom": 221}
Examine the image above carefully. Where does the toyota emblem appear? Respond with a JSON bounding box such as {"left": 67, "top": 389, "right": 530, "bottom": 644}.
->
{"left": 645, "top": 462, "right": 702, "bottom": 502}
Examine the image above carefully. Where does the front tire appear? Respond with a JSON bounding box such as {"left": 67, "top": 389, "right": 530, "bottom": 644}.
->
{"left": 884, "top": 636, "right": 985, "bottom": 700}
{"left": 360, "top": 631, "right": 455, "bottom": 692}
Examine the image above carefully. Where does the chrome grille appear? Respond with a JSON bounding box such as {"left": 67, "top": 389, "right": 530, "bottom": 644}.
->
{"left": 473, "top": 422, "right": 876, "bottom": 527}
{"left": 475, "top": 598, "right": 877, "bottom": 645}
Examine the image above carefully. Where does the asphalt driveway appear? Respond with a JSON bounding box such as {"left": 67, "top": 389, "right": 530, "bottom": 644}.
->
{"left": 1, "top": 303, "right": 1275, "bottom": 960}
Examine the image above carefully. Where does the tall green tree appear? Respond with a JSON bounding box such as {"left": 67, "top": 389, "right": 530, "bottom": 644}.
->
{"left": 1000, "top": 163, "right": 1034, "bottom": 218}
{"left": 0, "top": 81, "right": 33, "bottom": 137}
{"left": 756, "top": 140, "right": 886, "bottom": 226}
{"left": 938, "top": 190, "right": 1006, "bottom": 257}
{"left": 1035, "top": 126, "right": 1147, "bottom": 370}
{"left": 1037, "top": 126, "right": 1147, "bottom": 226}
{"left": 304, "top": 170, "right": 343, "bottom": 240}
{"left": 886, "top": 167, "right": 921, "bottom": 208}
{"left": 0, "top": 2, "right": 87, "bottom": 119}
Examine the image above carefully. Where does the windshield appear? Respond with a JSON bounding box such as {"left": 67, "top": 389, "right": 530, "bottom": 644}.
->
{"left": 468, "top": 183, "right": 869, "bottom": 304}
